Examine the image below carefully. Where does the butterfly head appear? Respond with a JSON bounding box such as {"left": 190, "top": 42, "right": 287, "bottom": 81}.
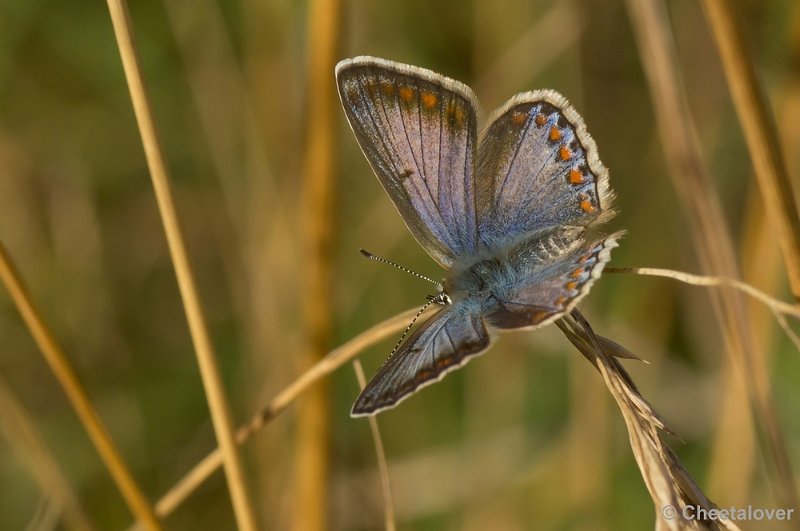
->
{"left": 426, "top": 292, "right": 453, "bottom": 306}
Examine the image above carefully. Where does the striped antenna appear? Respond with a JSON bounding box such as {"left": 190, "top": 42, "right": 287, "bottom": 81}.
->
{"left": 359, "top": 249, "right": 442, "bottom": 290}
{"left": 386, "top": 298, "right": 435, "bottom": 358}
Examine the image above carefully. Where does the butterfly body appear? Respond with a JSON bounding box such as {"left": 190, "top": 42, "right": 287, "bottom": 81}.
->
{"left": 336, "top": 56, "right": 622, "bottom": 416}
{"left": 443, "top": 227, "right": 592, "bottom": 329}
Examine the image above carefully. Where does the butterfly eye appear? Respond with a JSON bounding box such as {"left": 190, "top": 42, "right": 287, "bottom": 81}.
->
{"left": 429, "top": 293, "right": 453, "bottom": 305}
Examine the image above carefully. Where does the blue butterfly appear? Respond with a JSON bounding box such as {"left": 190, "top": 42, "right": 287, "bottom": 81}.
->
{"left": 336, "top": 56, "right": 622, "bottom": 416}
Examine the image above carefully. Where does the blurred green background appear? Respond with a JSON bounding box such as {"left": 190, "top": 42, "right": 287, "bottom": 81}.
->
{"left": 1, "top": 0, "right": 799, "bottom": 529}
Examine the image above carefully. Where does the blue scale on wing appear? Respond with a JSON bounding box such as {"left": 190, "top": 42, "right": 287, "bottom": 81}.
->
{"left": 475, "top": 97, "right": 609, "bottom": 250}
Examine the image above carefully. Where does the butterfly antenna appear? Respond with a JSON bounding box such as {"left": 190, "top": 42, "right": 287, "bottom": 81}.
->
{"left": 359, "top": 249, "right": 442, "bottom": 290}
{"left": 386, "top": 298, "right": 436, "bottom": 359}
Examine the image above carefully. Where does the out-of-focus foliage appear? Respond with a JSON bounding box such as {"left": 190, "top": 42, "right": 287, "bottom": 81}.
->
{"left": 0, "top": 0, "right": 798, "bottom": 529}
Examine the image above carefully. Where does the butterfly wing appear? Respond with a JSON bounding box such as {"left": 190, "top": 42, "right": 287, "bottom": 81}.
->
{"left": 336, "top": 57, "right": 480, "bottom": 268}
{"left": 485, "top": 229, "right": 623, "bottom": 330}
{"left": 476, "top": 90, "right": 615, "bottom": 249}
{"left": 352, "top": 302, "right": 491, "bottom": 416}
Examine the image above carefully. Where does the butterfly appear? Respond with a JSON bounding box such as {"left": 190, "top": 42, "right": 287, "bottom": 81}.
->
{"left": 336, "top": 56, "right": 622, "bottom": 416}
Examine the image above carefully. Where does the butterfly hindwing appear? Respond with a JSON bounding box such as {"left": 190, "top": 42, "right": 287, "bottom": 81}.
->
{"left": 486, "top": 230, "right": 623, "bottom": 330}
{"left": 336, "top": 57, "right": 481, "bottom": 268}
{"left": 476, "top": 91, "right": 615, "bottom": 248}
{"left": 352, "top": 302, "right": 491, "bottom": 416}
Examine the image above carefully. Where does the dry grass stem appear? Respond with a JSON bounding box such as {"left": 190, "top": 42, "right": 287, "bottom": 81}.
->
{"left": 0, "top": 376, "right": 94, "bottom": 531}
{"left": 624, "top": 0, "right": 797, "bottom": 510}
{"left": 353, "top": 360, "right": 396, "bottom": 531}
{"left": 557, "top": 311, "right": 741, "bottom": 531}
{"left": 127, "top": 307, "right": 423, "bottom": 527}
{"left": 700, "top": 0, "right": 800, "bottom": 299}
{"left": 294, "top": 0, "right": 342, "bottom": 528}
{"left": 609, "top": 264, "right": 800, "bottom": 356}
{"left": 105, "top": 1, "right": 258, "bottom": 529}
{"left": 604, "top": 267, "right": 800, "bottom": 351}
{"left": 607, "top": 267, "right": 800, "bottom": 319}
{"left": 4, "top": 0, "right": 798, "bottom": 528}
{"left": 0, "top": 242, "right": 161, "bottom": 530}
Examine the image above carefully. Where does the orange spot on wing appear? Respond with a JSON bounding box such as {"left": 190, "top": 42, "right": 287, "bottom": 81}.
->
{"left": 569, "top": 168, "right": 584, "bottom": 184}
{"left": 531, "top": 310, "right": 550, "bottom": 323}
{"left": 570, "top": 268, "right": 584, "bottom": 279}
{"left": 556, "top": 296, "right": 567, "bottom": 306}
{"left": 435, "top": 356, "right": 453, "bottom": 368}
{"left": 559, "top": 146, "right": 571, "bottom": 161}
{"left": 421, "top": 91, "right": 438, "bottom": 108}
{"left": 535, "top": 113, "right": 547, "bottom": 126}
{"left": 512, "top": 111, "right": 527, "bottom": 125}
{"left": 577, "top": 254, "right": 590, "bottom": 263}
{"left": 580, "top": 199, "right": 596, "bottom": 213}
{"left": 365, "top": 79, "right": 379, "bottom": 96}
{"left": 399, "top": 86, "right": 414, "bottom": 102}
{"left": 549, "top": 127, "right": 561, "bottom": 141}
{"left": 448, "top": 102, "right": 465, "bottom": 126}
{"left": 381, "top": 81, "right": 395, "bottom": 95}
{"left": 566, "top": 281, "right": 578, "bottom": 291}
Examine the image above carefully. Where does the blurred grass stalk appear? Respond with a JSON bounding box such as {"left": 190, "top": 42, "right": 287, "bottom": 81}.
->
{"left": 701, "top": 0, "right": 800, "bottom": 509}
{"left": 139, "top": 308, "right": 421, "bottom": 526}
{"left": 701, "top": 0, "right": 800, "bottom": 301}
{"left": 353, "top": 360, "right": 396, "bottom": 531}
{"left": 104, "top": 0, "right": 259, "bottom": 529}
{"left": 294, "top": 0, "right": 342, "bottom": 529}
{"left": 624, "top": 0, "right": 798, "bottom": 511}
{"left": 0, "top": 375, "right": 93, "bottom": 530}
{"left": 0, "top": 242, "right": 161, "bottom": 530}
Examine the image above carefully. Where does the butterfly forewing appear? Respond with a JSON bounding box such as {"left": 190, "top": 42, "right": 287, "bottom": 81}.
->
{"left": 336, "top": 57, "right": 481, "bottom": 267}
{"left": 352, "top": 303, "right": 491, "bottom": 416}
{"left": 476, "top": 91, "right": 614, "bottom": 248}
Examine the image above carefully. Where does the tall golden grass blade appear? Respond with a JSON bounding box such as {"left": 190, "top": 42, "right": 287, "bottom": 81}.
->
{"left": 0, "top": 242, "right": 161, "bottom": 530}
{"left": 104, "top": 1, "right": 258, "bottom": 529}
{"left": 701, "top": 0, "right": 800, "bottom": 300}
{"left": 293, "top": 0, "right": 342, "bottom": 529}
{"left": 624, "top": 0, "right": 798, "bottom": 511}
{"left": 127, "top": 308, "right": 421, "bottom": 528}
